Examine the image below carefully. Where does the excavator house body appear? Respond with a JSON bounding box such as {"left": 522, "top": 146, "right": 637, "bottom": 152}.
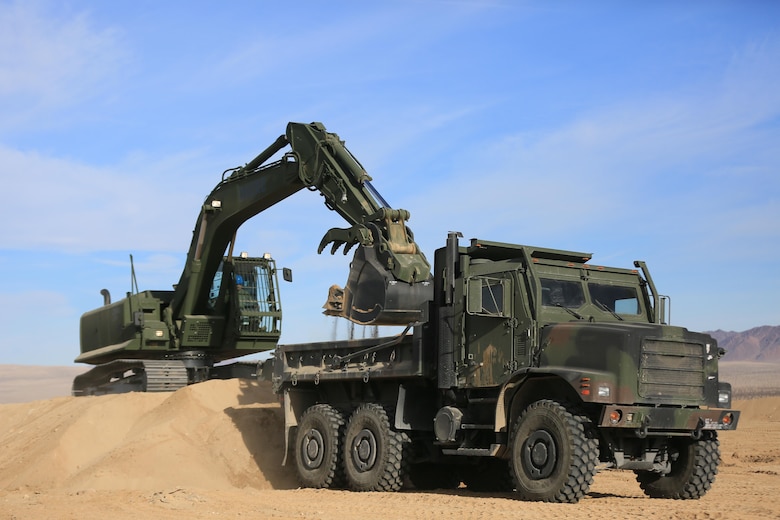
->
{"left": 77, "top": 256, "right": 281, "bottom": 365}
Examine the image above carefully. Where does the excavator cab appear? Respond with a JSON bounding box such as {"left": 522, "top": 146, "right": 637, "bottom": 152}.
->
{"left": 230, "top": 255, "right": 282, "bottom": 336}
{"left": 207, "top": 255, "right": 282, "bottom": 339}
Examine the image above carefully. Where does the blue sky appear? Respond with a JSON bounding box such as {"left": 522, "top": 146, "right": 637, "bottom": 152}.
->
{"left": 1, "top": 1, "right": 778, "bottom": 366}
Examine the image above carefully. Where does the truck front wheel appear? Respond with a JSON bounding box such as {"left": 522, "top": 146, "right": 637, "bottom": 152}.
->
{"left": 510, "top": 399, "right": 598, "bottom": 503}
{"left": 343, "top": 403, "right": 407, "bottom": 491}
{"left": 635, "top": 433, "right": 720, "bottom": 499}
{"left": 294, "top": 404, "right": 346, "bottom": 489}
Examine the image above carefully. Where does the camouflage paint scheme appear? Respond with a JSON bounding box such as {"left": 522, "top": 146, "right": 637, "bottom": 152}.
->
{"left": 455, "top": 238, "right": 738, "bottom": 434}
{"left": 277, "top": 234, "right": 738, "bottom": 471}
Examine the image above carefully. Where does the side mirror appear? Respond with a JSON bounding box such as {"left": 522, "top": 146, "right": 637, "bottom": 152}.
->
{"left": 282, "top": 267, "right": 293, "bottom": 283}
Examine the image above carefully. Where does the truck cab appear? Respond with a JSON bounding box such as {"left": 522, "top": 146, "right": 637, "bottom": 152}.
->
{"left": 449, "top": 236, "right": 733, "bottom": 412}
{"left": 431, "top": 235, "right": 736, "bottom": 500}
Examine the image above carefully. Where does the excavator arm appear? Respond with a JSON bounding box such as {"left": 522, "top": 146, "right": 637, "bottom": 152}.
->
{"left": 171, "top": 122, "right": 431, "bottom": 328}
{"left": 288, "top": 122, "right": 430, "bottom": 284}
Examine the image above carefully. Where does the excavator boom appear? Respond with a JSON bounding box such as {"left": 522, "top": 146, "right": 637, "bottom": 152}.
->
{"left": 76, "top": 121, "right": 432, "bottom": 394}
{"left": 172, "top": 121, "right": 431, "bottom": 326}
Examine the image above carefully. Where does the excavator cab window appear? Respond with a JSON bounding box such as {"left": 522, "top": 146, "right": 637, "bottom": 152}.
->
{"left": 232, "top": 257, "right": 281, "bottom": 336}
{"left": 207, "top": 262, "right": 226, "bottom": 311}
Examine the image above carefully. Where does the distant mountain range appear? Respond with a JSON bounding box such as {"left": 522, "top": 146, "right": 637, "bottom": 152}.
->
{"left": 707, "top": 326, "right": 780, "bottom": 362}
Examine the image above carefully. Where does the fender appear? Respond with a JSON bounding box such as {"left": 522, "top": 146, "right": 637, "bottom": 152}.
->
{"left": 494, "top": 366, "right": 617, "bottom": 432}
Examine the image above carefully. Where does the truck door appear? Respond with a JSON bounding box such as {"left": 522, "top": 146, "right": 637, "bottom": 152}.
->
{"left": 464, "top": 275, "right": 513, "bottom": 387}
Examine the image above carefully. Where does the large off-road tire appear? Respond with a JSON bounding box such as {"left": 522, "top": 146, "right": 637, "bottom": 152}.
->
{"left": 635, "top": 433, "right": 720, "bottom": 499}
{"left": 294, "top": 404, "right": 346, "bottom": 489}
{"left": 407, "top": 463, "right": 461, "bottom": 490}
{"left": 343, "top": 403, "right": 407, "bottom": 492}
{"left": 509, "top": 399, "right": 599, "bottom": 503}
{"left": 462, "top": 458, "right": 514, "bottom": 492}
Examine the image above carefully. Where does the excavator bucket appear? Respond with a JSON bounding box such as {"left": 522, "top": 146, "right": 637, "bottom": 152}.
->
{"left": 323, "top": 244, "right": 432, "bottom": 326}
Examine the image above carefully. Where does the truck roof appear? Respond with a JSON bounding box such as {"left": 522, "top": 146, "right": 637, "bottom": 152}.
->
{"left": 466, "top": 237, "right": 592, "bottom": 263}
{"left": 466, "top": 238, "right": 641, "bottom": 277}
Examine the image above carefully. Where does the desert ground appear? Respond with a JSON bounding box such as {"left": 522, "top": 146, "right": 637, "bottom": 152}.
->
{"left": 1, "top": 364, "right": 779, "bottom": 519}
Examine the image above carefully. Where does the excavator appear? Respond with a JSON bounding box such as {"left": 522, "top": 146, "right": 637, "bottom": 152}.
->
{"left": 73, "top": 122, "right": 432, "bottom": 395}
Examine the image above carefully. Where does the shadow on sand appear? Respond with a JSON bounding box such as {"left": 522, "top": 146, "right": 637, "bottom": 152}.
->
{"left": 223, "top": 378, "right": 298, "bottom": 490}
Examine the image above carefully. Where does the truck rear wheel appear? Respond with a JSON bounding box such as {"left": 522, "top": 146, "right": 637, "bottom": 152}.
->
{"left": 294, "top": 404, "right": 346, "bottom": 489}
{"left": 343, "top": 403, "right": 407, "bottom": 492}
{"left": 510, "top": 399, "right": 598, "bottom": 503}
{"left": 635, "top": 433, "right": 720, "bottom": 499}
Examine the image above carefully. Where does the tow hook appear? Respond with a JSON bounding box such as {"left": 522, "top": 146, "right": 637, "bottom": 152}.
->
{"left": 691, "top": 417, "right": 705, "bottom": 440}
{"left": 636, "top": 415, "right": 651, "bottom": 439}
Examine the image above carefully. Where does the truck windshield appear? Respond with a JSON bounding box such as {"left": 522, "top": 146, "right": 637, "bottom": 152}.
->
{"left": 587, "top": 283, "right": 640, "bottom": 315}
{"left": 541, "top": 278, "right": 585, "bottom": 309}
{"left": 541, "top": 278, "right": 642, "bottom": 317}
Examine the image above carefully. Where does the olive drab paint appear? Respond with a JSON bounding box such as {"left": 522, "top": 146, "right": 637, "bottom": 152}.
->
{"left": 277, "top": 233, "right": 738, "bottom": 502}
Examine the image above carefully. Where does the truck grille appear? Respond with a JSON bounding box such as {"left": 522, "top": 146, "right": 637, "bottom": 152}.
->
{"left": 639, "top": 339, "right": 705, "bottom": 400}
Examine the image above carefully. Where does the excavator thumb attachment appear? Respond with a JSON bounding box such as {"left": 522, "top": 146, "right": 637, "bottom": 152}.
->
{"left": 323, "top": 244, "right": 432, "bottom": 326}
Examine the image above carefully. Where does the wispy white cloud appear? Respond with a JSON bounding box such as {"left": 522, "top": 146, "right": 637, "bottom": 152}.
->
{"left": 404, "top": 36, "right": 780, "bottom": 246}
{"left": 200, "top": 2, "right": 492, "bottom": 92}
{"left": 0, "top": 144, "right": 212, "bottom": 253}
{"left": 0, "top": 288, "right": 81, "bottom": 364}
{"left": 0, "top": 2, "right": 127, "bottom": 131}
{"left": 0, "top": 289, "right": 74, "bottom": 318}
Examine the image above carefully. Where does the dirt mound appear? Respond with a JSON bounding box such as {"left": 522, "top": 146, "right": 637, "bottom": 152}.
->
{"left": 0, "top": 379, "right": 296, "bottom": 492}
{"left": 3, "top": 383, "right": 780, "bottom": 519}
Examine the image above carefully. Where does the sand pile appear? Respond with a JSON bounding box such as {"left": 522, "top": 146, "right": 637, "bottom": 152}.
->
{"left": 0, "top": 379, "right": 297, "bottom": 492}
{"left": 3, "top": 370, "right": 780, "bottom": 519}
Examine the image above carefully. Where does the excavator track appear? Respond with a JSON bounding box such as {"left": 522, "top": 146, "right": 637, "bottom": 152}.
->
{"left": 143, "top": 360, "right": 190, "bottom": 392}
{"left": 72, "top": 359, "right": 190, "bottom": 396}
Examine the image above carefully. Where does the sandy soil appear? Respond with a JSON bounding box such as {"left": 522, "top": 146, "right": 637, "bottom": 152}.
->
{"left": 0, "top": 365, "right": 86, "bottom": 404}
{"left": 1, "top": 376, "right": 778, "bottom": 519}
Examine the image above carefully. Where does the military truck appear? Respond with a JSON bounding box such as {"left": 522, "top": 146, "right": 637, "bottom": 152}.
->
{"left": 273, "top": 231, "right": 738, "bottom": 502}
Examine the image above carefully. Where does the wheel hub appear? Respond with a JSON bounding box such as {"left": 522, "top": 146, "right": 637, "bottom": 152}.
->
{"left": 301, "top": 428, "right": 325, "bottom": 469}
{"left": 351, "top": 428, "right": 378, "bottom": 471}
{"left": 523, "top": 430, "right": 557, "bottom": 479}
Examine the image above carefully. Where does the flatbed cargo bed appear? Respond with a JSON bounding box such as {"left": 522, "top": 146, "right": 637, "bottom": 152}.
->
{"left": 274, "top": 328, "right": 434, "bottom": 389}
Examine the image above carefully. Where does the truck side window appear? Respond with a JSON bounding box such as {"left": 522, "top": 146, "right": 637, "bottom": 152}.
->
{"left": 467, "top": 277, "right": 509, "bottom": 317}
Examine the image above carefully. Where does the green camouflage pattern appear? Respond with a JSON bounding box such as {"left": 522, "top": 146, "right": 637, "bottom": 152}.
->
{"left": 453, "top": 237, "right": 738, "bottom": 432}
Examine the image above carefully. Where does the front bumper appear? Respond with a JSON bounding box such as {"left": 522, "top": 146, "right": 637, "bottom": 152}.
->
{"left": 598, "top": 404, "right": 739, "bottom": 435}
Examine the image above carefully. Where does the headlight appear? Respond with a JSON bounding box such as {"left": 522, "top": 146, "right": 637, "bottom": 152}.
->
{"left": 718, "top": 382, "right": 733, "bottom": 407}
